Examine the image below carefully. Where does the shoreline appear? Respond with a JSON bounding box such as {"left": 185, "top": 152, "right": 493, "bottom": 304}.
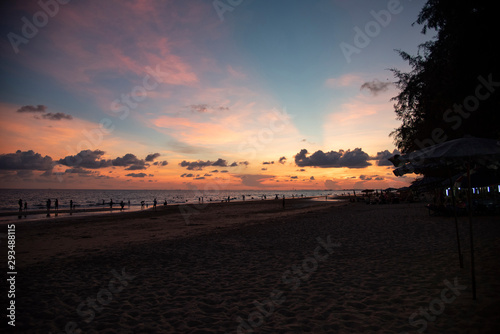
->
{"left": 14, "top": 197, "right": 348, "bottom": 266}
{"left": 0, "top": 195, "right": 345, "bottom": 220}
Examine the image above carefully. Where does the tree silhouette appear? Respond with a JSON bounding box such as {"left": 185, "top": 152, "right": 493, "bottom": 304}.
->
{"left": 390, "top": 0, "right": 500, "bottom": 153}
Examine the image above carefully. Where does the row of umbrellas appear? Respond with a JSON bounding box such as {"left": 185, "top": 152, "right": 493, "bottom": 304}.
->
{"left": 389, "top": 137, "right": 500, "bottom": 300}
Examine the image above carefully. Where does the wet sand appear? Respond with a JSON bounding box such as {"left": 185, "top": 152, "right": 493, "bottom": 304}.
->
{"left": 8, "top": 199, "right": 500, "bottom": 333}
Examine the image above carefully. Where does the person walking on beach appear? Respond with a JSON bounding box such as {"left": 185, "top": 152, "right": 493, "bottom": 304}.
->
{"left": 153, "top": 198, "right": 157, "bottom": 211}
{"left": 55, "top": 198, "right": 59, "bottom": 211}
{"left": 120, "top": 200, "right": 125, "bottom": 211}
{"left": 18, "top": 199, "right": 23, "bottom": 211}
{"left": 110, "top": 199, "right": 113, "bottom": 209}
{"left": 164, "top": 199, "right": 167, "bottom": 206}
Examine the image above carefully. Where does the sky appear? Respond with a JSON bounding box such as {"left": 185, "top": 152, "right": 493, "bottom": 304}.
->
{"left": 0, "top": 0, "right": 435, "bottom": 190}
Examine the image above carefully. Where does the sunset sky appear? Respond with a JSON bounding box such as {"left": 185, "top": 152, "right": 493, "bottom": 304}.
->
{"left": 0, "top": 0, "right": 434, "bottom": 190}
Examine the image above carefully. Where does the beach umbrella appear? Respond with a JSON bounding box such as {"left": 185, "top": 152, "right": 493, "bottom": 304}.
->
{"left": 389, "top": 137, "right": 500, "bottom": 300}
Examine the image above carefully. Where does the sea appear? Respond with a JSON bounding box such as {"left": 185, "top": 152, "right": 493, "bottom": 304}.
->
{"left": 0, "top": 188, "right": 349, "bottom": 215}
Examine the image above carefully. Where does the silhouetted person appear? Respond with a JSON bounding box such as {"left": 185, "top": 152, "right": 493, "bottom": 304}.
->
{"left": 18, "top": 199, "right": 23, "bottom": 211}
{"left": 128, "top": 200, "right": 130, "bottom": 207}
{"left": 55, "top": 198, "right": 59, "bottom": 211}
{"left": 120, "top": 201, "right": 125, "bottom": 211}
{"left": 46, "top": 199, "right": 51, "bottom": 217}
{"left": 164, "top": 199, "right": 167, "bottom": 206}
{"left": 141, "top": 200, "right": 145, "bottom": 209}
{"left": 282, "top": 195, "right": 285, "bottom": 208}
{"left": 70, "top": 200, "right": 73, "bottom": 210}
{"left": 153, "top": 198, "right": 157, "bottom": 211}
{"left": 102, "top": 199, "right": 105, "bottom": 205}
{"left": 110, "top": 199, "right": 113, "bottom": 209}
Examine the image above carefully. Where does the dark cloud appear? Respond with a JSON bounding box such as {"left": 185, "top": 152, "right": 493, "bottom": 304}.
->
{"left": 194, "top": 176, "right": 205, "bottom": 180}
{"left": 16, "top": 105, "right": 47, "bottom": 113}
{"left": 188, "top": 104, "right": 209, "bottom": 113}
{"left": 262, "top": 161, "right": 274, "bottom": 165}
{"left": 360, "top": 79, "right": 392, "bottom": 96}
{"left": 58, "top": 149, "right": 111, "bottom": 169}
{"left": 294, "top": 148, "right": 371, "bottom": 168}
{"left": 239, "top": 161, "right": 249, "bottom": 167}
{"left": 261, "top": 168, "right": 267, "bottom": 171}
{"left": 145, "top": 153, "right": 161, "bottom": 162}
{"left": 187, "top": 104, "right": 230, "bottom": 113}
{"left": 0, "top": 150, "right": 53, "bottom": 170}
{"left": 179, "top": 158, "right": 236, "bottom": 170}
{"left": 17, "top": 105, "right": 72, "bottom": 121}
{"left": 310, "top": 176, "right": 315, "bottom": 180}
{"left": 153, "top": 161, "right": 168, "bottom": 166}
{"left": 181, "top": 173, "right": 194, "bottom": 178}
{"left": 39, "top": 112, "right": 73, "bottom": 120}
{"left": 112, "top": 153, "right": 148, "bottom": 170}
{"left": 126, "top": 173, "right": 147, "bottom": 178}
{"left": 64, "top": 167, "right": 94, "bottom": 175}
{"left": 373, "top": 149, "right": 400, "bottom": 166}
{"left": 359, "top": 175, "right": 372, "bottom": 181}
{"left": 278, "top": 156, "right": 287, "bottom": 164}
{"left": 290, "top": 176, "right": 298, "bottom": 179}
{"left": 210, "top": 169, "right": 219, "bottom": 173}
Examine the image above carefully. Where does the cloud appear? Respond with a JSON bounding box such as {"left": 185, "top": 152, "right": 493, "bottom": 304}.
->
{"left": 181, "top": 173, "right": 194, "bottom": 177}
{"left": 294, "top": 148, "right": 371, "bottom": 168}
{"left": 237, "top": 174, "right": 275, "bottom": 188}
{"left": 310, "top": 176, "right": 315, "bottom": 180}
{"left": 278, "top": 156, "right": 287, "bottom": 164}
{"left": 188, "top": 104, "right": 210, "bottom": 113}
{"left": 58, "top": 149, "right": 112, "bottom": 169}
{"left": 360, "top": 79, "right": 392, "bottom": 96}
{"left": 16, "top": 105, "right": 47, "bottom": 113}
{"left": 16, "top": 105, "right": 72, "bottom": 121}
{"left": 112, "top": 153, "right": 148, "bottom": 170}
{"left": 180, "top": 158, "right": 242, "bottom": 170}
{"left": 126, "top": 173, "right": 147, "bottom": 178}
{"left": 262, "top": 161, "right": 274, "bottom": 165}
{"left": 0, "top": 150, "right": 53, "bottom": 170}
{"left": 39, "top": 112, "right": 73, "bottom": 120}
{"left": 186, "top": 104, "right": 230, "bottom": 113}
{"left": 153, "top": 160, "right": 168, "bottom": 166}
{"left": 359, "top": 175, "right": 372, "bottom": 181}
{"left": 64, "top": 167, "right": 94, "bottom": 175}
{"left": 145, "top": 153, "right": 161, "bottom": 162}
{"left": 325, "top": 179, "right": 341, "bottom": 190}
{"left": 372, "top": 149, "right": 400, "bottom": 166}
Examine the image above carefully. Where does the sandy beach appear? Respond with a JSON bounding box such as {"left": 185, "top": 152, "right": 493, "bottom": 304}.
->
{"left": 8, "top": 198, "right": 500, "bottom": 333}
